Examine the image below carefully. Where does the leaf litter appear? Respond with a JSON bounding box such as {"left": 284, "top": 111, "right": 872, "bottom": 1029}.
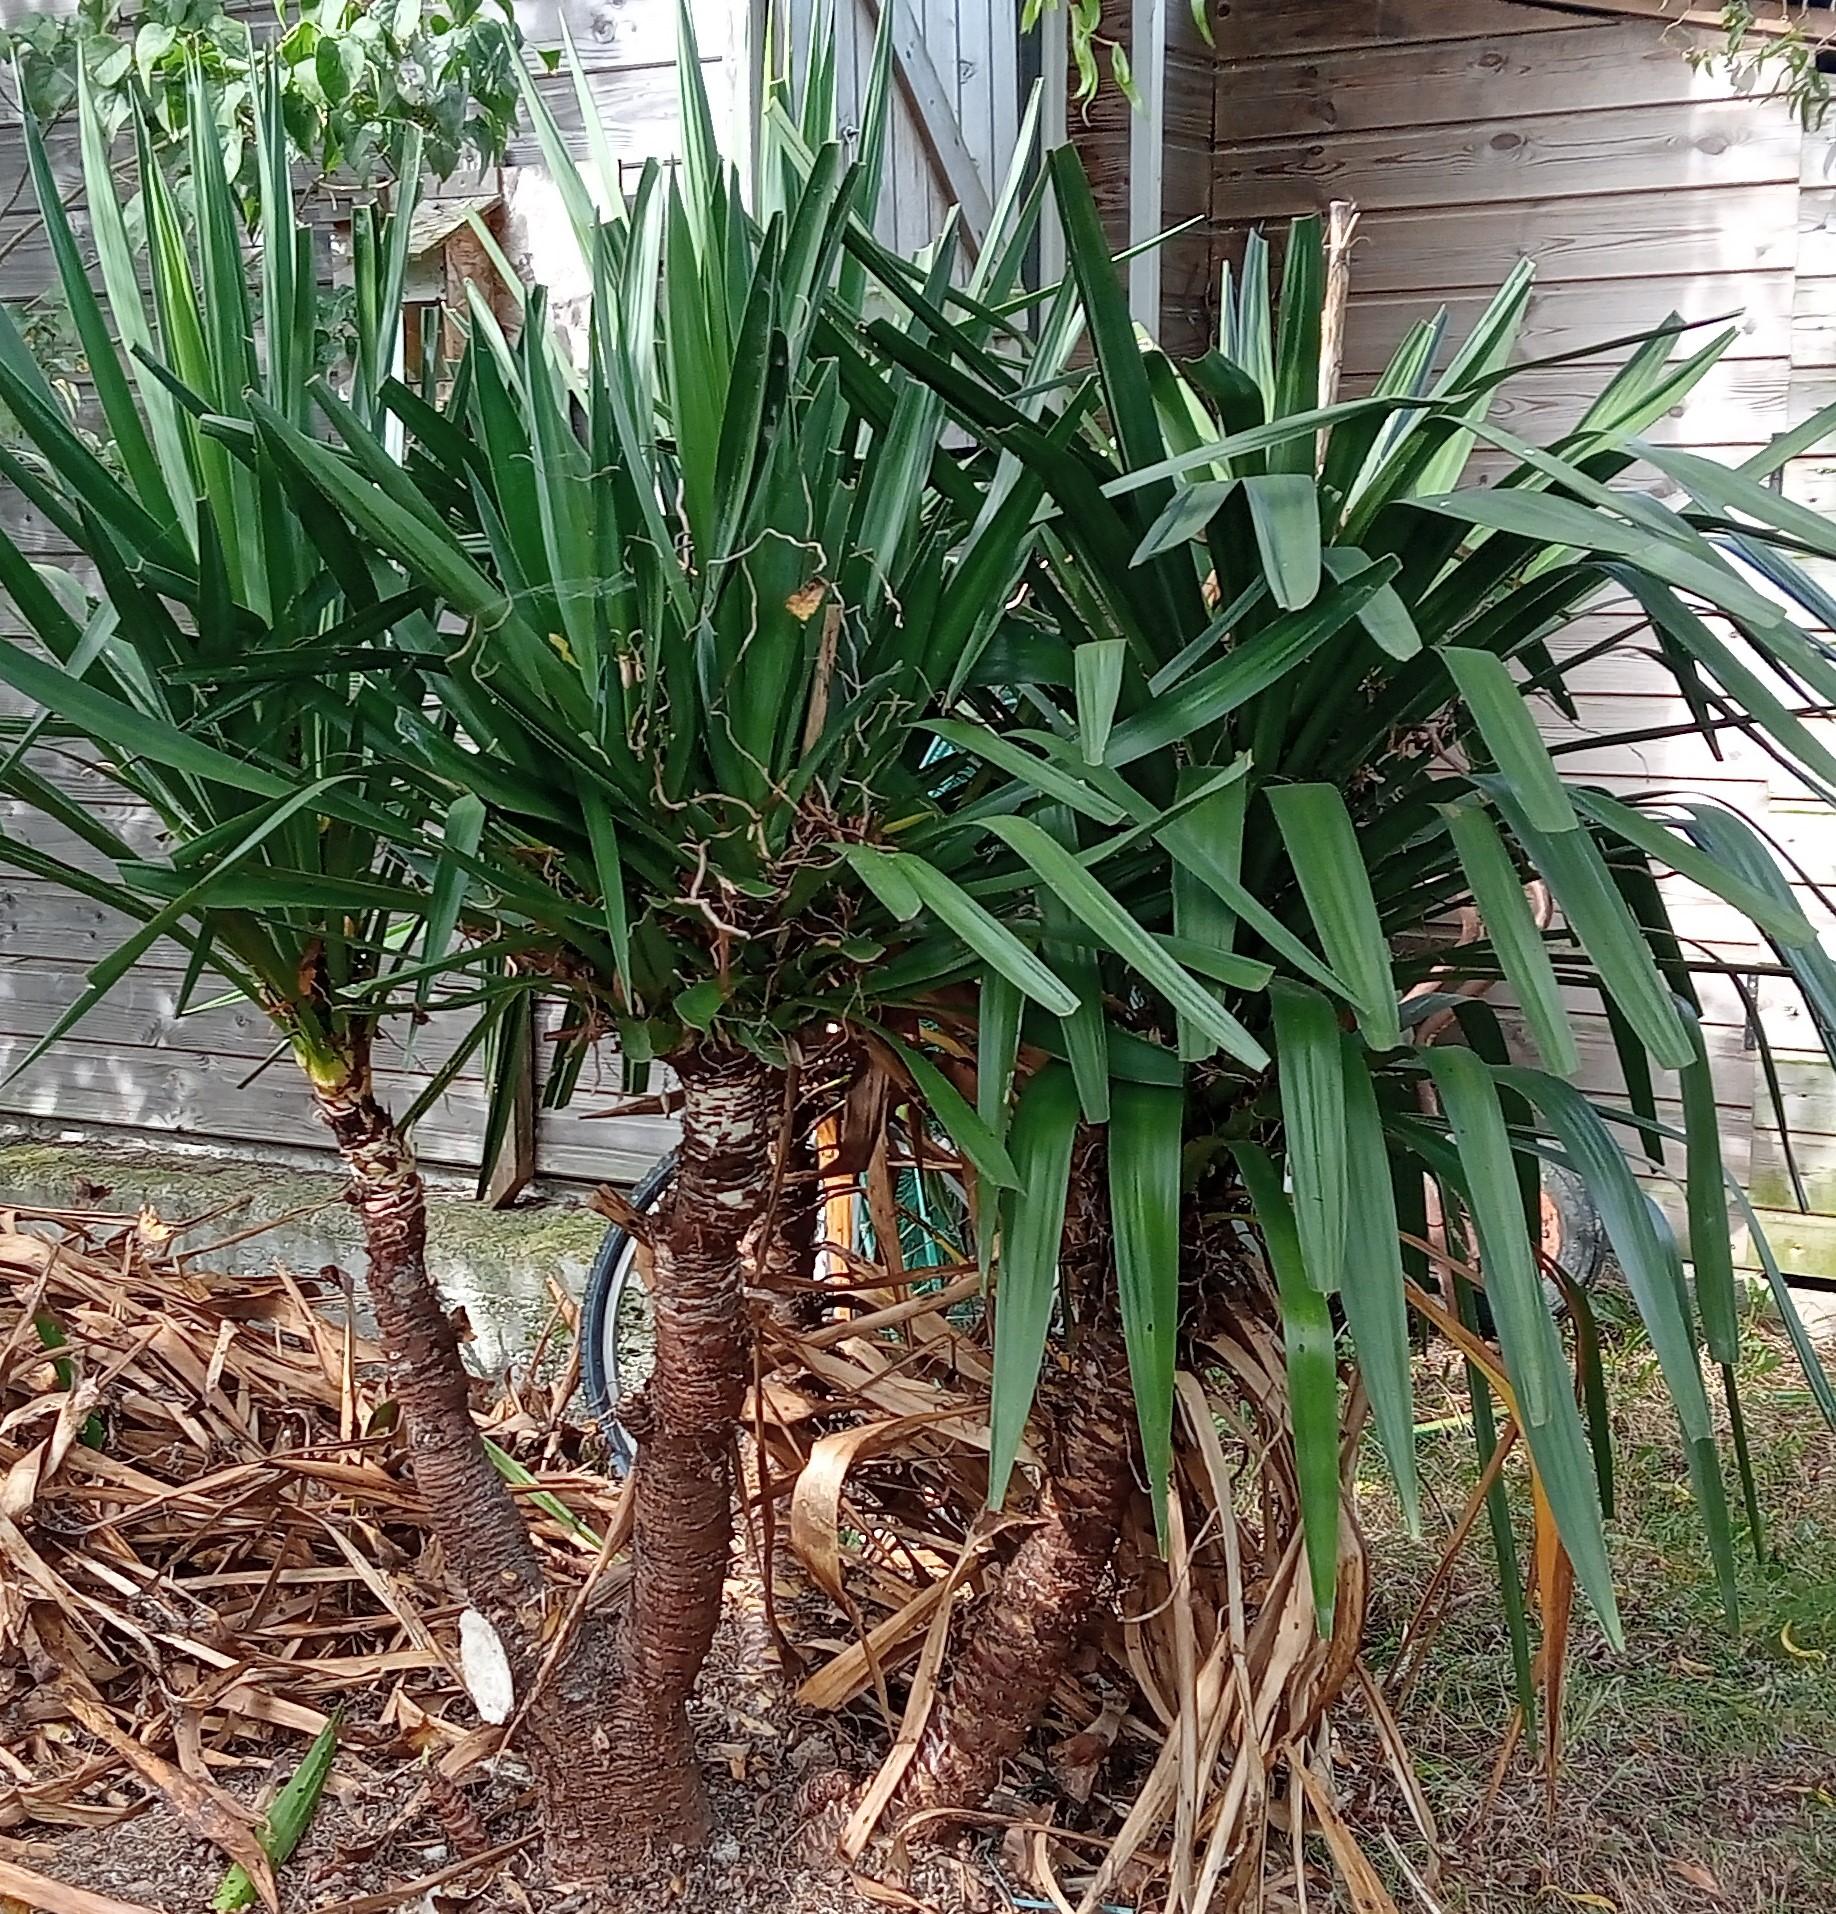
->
{"left": 7, "top": 1171, "right": 1817, "bottom": 1914}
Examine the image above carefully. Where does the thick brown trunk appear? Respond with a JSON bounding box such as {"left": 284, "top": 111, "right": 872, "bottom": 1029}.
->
{"left": 897, "top": 1139, "right": 1134, "bottom": 1827}
{"left": 311, "top": 1073, "right": 626, "bottom": 1886}
{"left": 596, "top": 1041, "right": 782, "bottom": 1857}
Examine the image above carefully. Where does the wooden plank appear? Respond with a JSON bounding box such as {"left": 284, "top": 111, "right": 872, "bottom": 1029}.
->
{"left": 0, "top": 962, "right": 488, "bottom": 1077}
{"left": 1341, "top": 269, "right": 1792, "bottom": 377}
{"left": 1524, "top": 0, "right": 1810, "bottom": 37}
{"left": 1343, "top": 353, "right": 1811, "bottom": 449}
{"left": 1749, "top": 1058, "right": 1836, "bottom": 1144}
{"left": 1543, "top": 693, "right": 1836, "bottom": 780}
{"left": 1214, "top": 0, "right": 1601, "bottom": 63}
{"left": 1085, "top": 131, "right": 1213, "bottom": 229}
{"left": 0, "top": 1000, "right": 673, "bottom": 1185}
{"left": 1215, "top": 99, "right": 1802, "bottom": 222}
{"left": 1740, "top": 1201, "right": 1836, "bottom": 1280}
{"left": 866, "top": 0, "right": 994, "bottom": 242}
{"left": 0, "top": 1038, "right": 465, "bottom": 1170}
{"left": 1749, "top": 1131, "right": 1836, "bottom": 1219}
{"left": 1219, "top": 23, "right": 1739, "bottom": 144}
{"left": 1209, "top": 182, "right": 1799, "bottom": 294}
{"left": 1128, "top": 0, "right": 1170, "bottom": 326}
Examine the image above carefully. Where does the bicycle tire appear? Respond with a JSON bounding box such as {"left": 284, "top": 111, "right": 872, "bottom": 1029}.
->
{"left": 580, "top": 1151, "right": 677, "bottom": 1463}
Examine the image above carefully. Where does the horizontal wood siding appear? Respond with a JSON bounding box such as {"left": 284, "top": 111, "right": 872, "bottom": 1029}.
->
{"left": 1214, "top": 0, "right": 1836, "bottom": 1276}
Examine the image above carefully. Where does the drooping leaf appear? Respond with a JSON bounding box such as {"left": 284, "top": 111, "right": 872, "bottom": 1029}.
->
{"left": 988, "top": 1063, "right": 1081, "bottom": 1510}
{"left": 1109, "top": 1077, "right": 1184, "bottom": 1549}
{"left": 1270, "top": 980, "right": 1347, "bottom": 1295}
{"left": 1267, "top": 783, "right": 1402, "bottom": 1050}
{"left": 1424, "top": 1046, "right": 1621, "bottom": 1646}
{"left": 1235, "top": 1141, "right": 1340, "bottom": 1634}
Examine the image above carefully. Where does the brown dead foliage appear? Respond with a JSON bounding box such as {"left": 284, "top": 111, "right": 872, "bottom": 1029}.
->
{"left": 0, "top": 1205, "right": 620, "bottom": 1911}
{"left": 0, "top": 1148, "right": 1467, "bottom": 1914}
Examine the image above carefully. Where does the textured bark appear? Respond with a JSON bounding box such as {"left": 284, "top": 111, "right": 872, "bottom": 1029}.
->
{"left": 596, "top": 1041, "right": 782, "bottom": 1857}
{"left": 311, "top": 1071, "right": 625, "bottom": 1886}
{"left": 897, "top": 1140, "right": 1135, "bottom": 1826}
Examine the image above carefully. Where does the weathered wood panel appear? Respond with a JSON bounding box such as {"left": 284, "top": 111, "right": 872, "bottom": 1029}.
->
{"left": 1341, "top": 269, "right": 1791, "bottom": 376}
{"left": 1209, "top": 0, "right": 1836, "bottom": 1225}
{"left": 1214, "top": 0, "right": 1593, "bottom": 62}
{"left": 1217, "top": 100, "right": 1801, "bottom": 221}
{"left": 1211, "top": 182, "right": 1800, "bottom": 298}
{"left": 1221, "top": 23, "right": 1738, "bottom": 143}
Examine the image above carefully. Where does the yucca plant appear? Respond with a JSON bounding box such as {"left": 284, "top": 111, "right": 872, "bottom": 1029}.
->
{"left": 57, "top": 12, "right": 1242, "bottom": 1863}
{"left": 13, "top": 17, "right": 1836, "bottom": 1907}
{"left": 0, "top": 58, "right": 670, "bottom": 1873}
{"left": 829, "top": 172, "right": 1836, "bottom": 1884}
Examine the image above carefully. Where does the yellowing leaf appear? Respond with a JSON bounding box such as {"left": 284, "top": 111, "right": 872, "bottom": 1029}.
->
{"left": 786, "top": 579, "right": 827, "bottom": 621}
{"left": 1780, "top": 1621, "right": 1826, "bottom": 1662}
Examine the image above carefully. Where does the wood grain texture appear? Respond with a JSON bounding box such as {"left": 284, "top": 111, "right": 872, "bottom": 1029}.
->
{"left": 1219, "top": 22, "right": 1735, "bottom": 142}
{"left": 1216, "top": 99, "right": 1802, "bottom": 220}
{"left": 1208, "top": 181, "right": 1800, "bottom": 294}
{"left": 1340, "top": 268, "right": 1791, "bottom": 376}
{"left": 1213, "top": 0, "right": 1596, "bottom": 62}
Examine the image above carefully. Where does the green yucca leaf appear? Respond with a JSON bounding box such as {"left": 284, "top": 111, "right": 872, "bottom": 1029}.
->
{"left": 1109, "top": 1077, "right": 1184, "bottom": 1549}
{"left": 893, "top": 851, "right": 1082, "bottom": 1018}
{"left": 1568, "top": 787, "right": 1815, "bottom": 949}
{"left": 976, "top": 968, "right": 1026, "bottom": 1277}
{"left": 1339, "top": 1038, "right": 1420, "bottom": 1533}
{"left": 1442, "top": 798, "right": 1580, "bottom": 1077}
{"left": 1242, "top": 472, "right": 1322, "bottom": 609}
{"left": 1104, "top": 557, "right": 1399, "bottom": 766}
{"left": 1424, "top": 1047, "right": 1622, "bottom": 1646}
{"left": 880, "top": 1027, "right": 1019, "bottom": 1191}
{"left": 1678, "top": 1006, "right": 1740, "bottom": 1369}
{"left": 1074, "top": 639, "right": 1129, "bottom": 766}
{"left": 986, "top": 814, "right": 1270, "bottom": 1070}
{"left": 1268, "top": 213, "right": 1323, "bottom": 472}
{"left": 1442, "top": 646, "right": 1577, "bottom": 836}
{"left": 1417, "top": 486, "right": 1785, "bottom": 631}
{"left": 1505, "top": 1065, "right": 1736, "bottom": 1612}
{"left": 923, "top": 719, "right": 1124, "bottom": 824}
{"left": 1487, "top": 786, "right": 1695, "bottom": 1072}
{"left": 1267, "top": 783, "right": 1402, "bottom": 1050}
{"left": 1322, "top": 546, "right": 1420, "bottom": 658}
{"left": 988, "top": 1062, "right": 1081, "bottom": 1509}
{"left": 1035, "top": 804, "right": 1110, "bottom": 1124}
{"left": 1132, "top": 477, "right": 1235, "bottom": 564}
{"left": 1234, "top": 1141, "right": 1340, "bottom": 1634}
{"left": 1270, "top": 980, "right": 1347, "bottom": 1294}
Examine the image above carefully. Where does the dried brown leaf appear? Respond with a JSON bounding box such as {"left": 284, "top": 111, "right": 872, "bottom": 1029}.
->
{"left": 0, "top": 1859, "right": 162, "bottom": 1914}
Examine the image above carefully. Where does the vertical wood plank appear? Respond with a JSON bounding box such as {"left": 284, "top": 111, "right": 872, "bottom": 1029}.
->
{"left": 1128, "top": 0, "right": 1168, "bottom": 326}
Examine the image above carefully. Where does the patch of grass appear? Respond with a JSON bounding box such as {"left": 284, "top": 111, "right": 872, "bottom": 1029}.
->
{"left": 1349, "top": 1297, "right": 1836, "bottom": 1913}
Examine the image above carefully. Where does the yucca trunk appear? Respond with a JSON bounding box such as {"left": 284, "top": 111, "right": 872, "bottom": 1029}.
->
{"left": 597, "top": 1041, "right": 783, "bottom": 1856}
{"left": 309, "top": 1068, "right": 627, "bottom": 1882}
{"left": 897, "top": 1140, "right": 1134, "bottom": 1827}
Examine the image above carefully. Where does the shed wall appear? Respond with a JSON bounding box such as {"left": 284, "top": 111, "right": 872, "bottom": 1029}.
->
{"left": 1213, "top": 0, "right": 1836, "bottom": 1276}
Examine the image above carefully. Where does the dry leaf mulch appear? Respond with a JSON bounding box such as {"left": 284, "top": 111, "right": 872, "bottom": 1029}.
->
{"left": 0, "top": 1204, "right": 678, "bottom": 1913}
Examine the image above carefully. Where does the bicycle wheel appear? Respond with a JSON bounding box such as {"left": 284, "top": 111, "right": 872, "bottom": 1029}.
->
{"left": 1540, "top": 1159, "right": 1607, "bottom": 1299}
{"left": 580, "top": 1151, "right": 676, "bottom": 1467}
